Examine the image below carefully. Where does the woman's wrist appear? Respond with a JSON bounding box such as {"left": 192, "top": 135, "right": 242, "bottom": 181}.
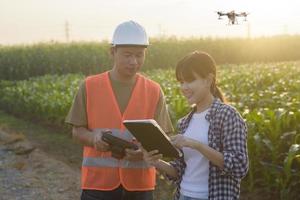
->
{"left": 187, "top": 139, "right": 204, "bottom": 151}
{"left": 152, "top": 159, "right": 163, "bottom": 169}
{"left": 186, "top": 138, "right": 196, "bottom": 148}
{"left": 153, "top": 159, "right": 170, "bottom": 172}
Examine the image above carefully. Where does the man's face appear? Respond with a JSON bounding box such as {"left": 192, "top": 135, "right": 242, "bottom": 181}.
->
{"left": 112, "top": 46, "right": 146, "bottom": 79}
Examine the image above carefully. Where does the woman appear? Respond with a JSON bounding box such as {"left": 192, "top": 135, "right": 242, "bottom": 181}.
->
{"left": 143, "top": 51, "right": 248, "bottom": 200}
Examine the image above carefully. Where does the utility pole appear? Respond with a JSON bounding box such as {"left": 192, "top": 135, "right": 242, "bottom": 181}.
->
{"left": 158, "top": 24, "right": 167, "bottom": 38}
{"left": 247, "top": 22, "right": 251, "bottom": 39}
{"left": 65, "top": 21, "right": 70, "bottom": 42}
{"left": 283, "top": 24, "right": 288, "bottom": 35}
{"left": 158, "top": 24, "right": 163, "bottom": 38}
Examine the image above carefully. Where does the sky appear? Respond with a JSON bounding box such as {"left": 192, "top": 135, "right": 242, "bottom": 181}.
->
{"left": 1, "top": 0, "right": 300, "bottom": 45}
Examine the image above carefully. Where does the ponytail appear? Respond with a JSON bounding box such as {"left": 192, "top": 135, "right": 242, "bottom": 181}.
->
{"left": 214, "top": 86, "right": 226, "bottom": 103}
{"left": 211, "top": 80, "right": 226, "bottom": 103}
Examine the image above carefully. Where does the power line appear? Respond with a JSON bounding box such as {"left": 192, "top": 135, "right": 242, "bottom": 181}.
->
{"left": 65, "top": 21, "right": 70, "bottom": 42}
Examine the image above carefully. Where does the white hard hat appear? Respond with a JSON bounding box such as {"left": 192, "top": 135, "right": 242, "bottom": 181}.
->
{"left": 111, "top": 20, "right": 149, "bottom": 47}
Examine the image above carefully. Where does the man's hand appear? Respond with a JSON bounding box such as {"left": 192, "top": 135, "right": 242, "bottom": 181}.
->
{"left": 124, "top": 148, "right": 144, "bottom": 161}
{"left": 92, "top": 130, "right": 110, "bottom": 151}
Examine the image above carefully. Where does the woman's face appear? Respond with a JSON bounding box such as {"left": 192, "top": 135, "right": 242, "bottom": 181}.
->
{"left": 179, "top": 73, "right": 211, "bottom": 106}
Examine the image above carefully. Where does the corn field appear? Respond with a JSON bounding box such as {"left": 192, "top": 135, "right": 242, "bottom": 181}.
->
{"left": 1, "top": 37, "right": 300, "bottom": 199}
{"left": 1, "top": 36, "right": 300, "bottom": 80}
{"left": 0, "top": 61, "right": 299, "bottom": 199}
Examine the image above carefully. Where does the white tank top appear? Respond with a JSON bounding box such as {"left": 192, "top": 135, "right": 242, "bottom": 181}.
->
{"left": 180, "top": 108, "right": 210, "bottom": 199}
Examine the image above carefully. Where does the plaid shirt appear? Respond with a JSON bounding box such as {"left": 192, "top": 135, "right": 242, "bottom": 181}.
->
{"left": 167, "top": 98, "right": 248, "bottom": 200}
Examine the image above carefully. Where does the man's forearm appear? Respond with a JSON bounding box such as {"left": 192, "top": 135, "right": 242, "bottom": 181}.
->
{"left": 72, "top": 127, "right": 94, "bottom": 147}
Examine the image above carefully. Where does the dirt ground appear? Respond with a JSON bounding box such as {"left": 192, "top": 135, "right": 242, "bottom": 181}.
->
{"left": 0, "top": 127, "right": 174, "bottom": 200}
{"left": 0, "top": 129, "right": 81, "bottom": 200}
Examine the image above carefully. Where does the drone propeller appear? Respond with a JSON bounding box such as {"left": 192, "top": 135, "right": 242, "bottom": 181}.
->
{"left": 215, "top": 11, "right": 226, "bottom": 16}
{"left": 241, "top": 12, "right": 249, "bottom": 21}
{"left": 216, "top": 10, "right": 249, "bottom": 25}
{"left": 237, "top": 12, "right": 249, "bottom": 17}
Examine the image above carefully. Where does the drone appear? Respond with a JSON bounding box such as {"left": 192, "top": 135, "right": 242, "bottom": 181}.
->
{"left": 216, "top": 10, "right": 249, "bottom": 25}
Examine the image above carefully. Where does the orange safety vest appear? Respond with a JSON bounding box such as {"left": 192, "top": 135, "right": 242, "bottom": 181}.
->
{"left": 82, "top": 71, "right": 160, "bottom": 191}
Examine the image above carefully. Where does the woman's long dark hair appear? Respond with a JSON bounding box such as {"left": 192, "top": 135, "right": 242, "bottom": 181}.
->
{"left": 175, "top": 51, "right": 226, "bottom": 103}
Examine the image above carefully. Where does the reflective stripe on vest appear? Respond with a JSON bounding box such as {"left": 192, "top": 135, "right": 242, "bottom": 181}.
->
{"left": 83, "top": 157, "right": 119, "bottom": 167}
{"left": 84, "top": 72, "right": 160, "bottom": 191}
{"left": 83, "top": 157, "right": 151, "bottom": 169}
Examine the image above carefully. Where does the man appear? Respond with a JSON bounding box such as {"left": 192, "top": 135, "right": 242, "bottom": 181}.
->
{"left": 65, "top": 20, "right": 173, "bottom": 200}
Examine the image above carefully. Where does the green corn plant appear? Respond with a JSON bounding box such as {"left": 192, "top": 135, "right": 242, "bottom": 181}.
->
{"left": 0, "top": 62, "right": 299, "bottom": 198}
